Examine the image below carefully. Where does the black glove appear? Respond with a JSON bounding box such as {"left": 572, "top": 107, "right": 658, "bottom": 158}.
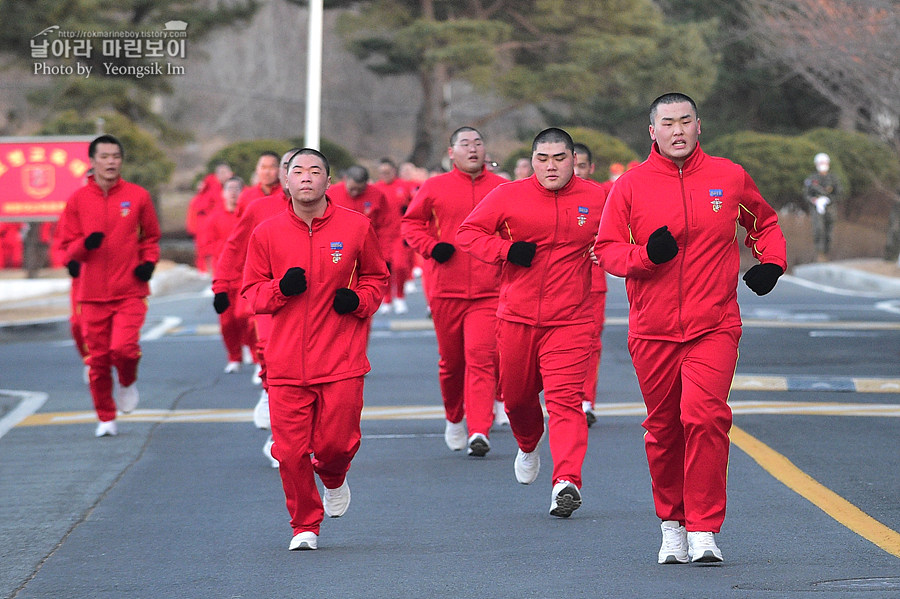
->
{"left": 431, "top": 242, "right": 455, "bottom": 264}
{"left": 646, "top": 226, "right": 678, "bottom": 264}
{"left": 133, "top": 261, "right": 155, "bottom": 281}
{"left": 213, "top": 292, "right": 230, "bottom": 314}
{"left": 742, "top": 263, "right": 784, "bottom": 296}
{"left": 333, "top": 287, "right": 359, "bottom": 314}
{"left": 84, "top": 232, "right": 104, "bottom": 250}
{"left": 66, "top": 260, "right": 80, "bottom": 278}
{"left": 507, "top": 241, "right": 537, "bottom": 267}
{"left": 279, "top": 267, "right": 307, "bottom": 296}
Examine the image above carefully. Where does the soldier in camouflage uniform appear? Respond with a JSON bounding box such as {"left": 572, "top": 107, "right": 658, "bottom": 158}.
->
{"left": 804, "top": 153, "right": 842, "bottom": 260}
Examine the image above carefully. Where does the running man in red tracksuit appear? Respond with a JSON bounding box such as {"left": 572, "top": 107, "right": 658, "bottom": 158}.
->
{"left": 457, "top": 128, "right": 606, "bottom": 518}
{"left": 213, "top": 149, "right": 297, "bottom": 463}
{"left": 573, "top": 142, "right": 611, "bottom": 427}
{"left": 243, "top": 148, "right": 389, "bottom": 551}
{"left": 402, "top": 126, "right": 508, "bottom": 457}
{"left": 594, "top": 93, "right": 787, "bottom": 564}
{"left": 205, "top": 176, "right": 252, "bottom": 374}
{"left": 375, "top": 157, "right": 415, "bottom": 315}
{"left": 59, "top": 135, "right": 161, "bottom": 438}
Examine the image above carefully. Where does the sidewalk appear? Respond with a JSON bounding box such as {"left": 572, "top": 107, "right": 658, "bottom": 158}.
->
{"left": 0, "top": 258, "right": 898, "bottom": 327}
{"left": 0, "top": 260, "right": 209, "bottom": 327}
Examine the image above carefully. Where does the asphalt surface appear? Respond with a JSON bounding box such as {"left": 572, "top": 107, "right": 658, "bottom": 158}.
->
{"left": 1, "top": 261, "right": 899, "bottom": 598}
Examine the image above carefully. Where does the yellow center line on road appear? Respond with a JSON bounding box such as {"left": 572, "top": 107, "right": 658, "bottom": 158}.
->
{"left": 730, "top": 425, "right": 900, "bottom": 559}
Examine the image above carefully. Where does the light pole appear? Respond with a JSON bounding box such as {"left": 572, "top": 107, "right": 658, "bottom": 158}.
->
{"left": 305, "top": 0, "right": 323, "bottom": 150}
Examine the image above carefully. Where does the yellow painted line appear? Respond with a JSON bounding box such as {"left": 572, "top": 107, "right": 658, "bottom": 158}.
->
{"left": 731, "top": 375, "right": 789, "bottom": 391}
{"left": 15, "top": 399, "right": 900, "bottom": 428}
{"left": 742, "top": 320, "right": 900, "bottom": 330}
{"left": 730, "top": 425, "right": 900, "bottom": 558}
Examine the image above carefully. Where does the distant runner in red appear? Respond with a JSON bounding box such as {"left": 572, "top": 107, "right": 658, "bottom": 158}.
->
{"left": 457, "top": 128, "right": 606, "bottom": 519}
{"left": 572, "top": 142, "right": 612, "bottom": 428}
{"left": 374, "top": 157, "right": 414, "bottom": 315}
{"left": 595, "top": 92, "right": 787, "bottom": 564}
{"left": 213, "top": 149, "right": 297, "bottom": 463}
{"left": 59, "top": 134, "right": 161, "bottom": 438}
{"left": 402, "top": 126, "right": 507, "bottom": 457}
{"left": 235, "top": 151, "right": 280, "bottom": 216}
{"left": 243, "top": 148, "right": 388, "bottom": 551}
{"left": 205, "top": 176, "right": 252, "bottom": 374}
{"left": 186, "top": 162, "right": 232, "bottom": 272}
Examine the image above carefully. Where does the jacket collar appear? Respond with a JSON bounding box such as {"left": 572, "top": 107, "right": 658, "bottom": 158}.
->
{"left": 647, "top": 142, "right": 706, "bottom": 174}
{"left": 450, "top": 164, "right": 490, "bottom": 184}
{"left": 87, "top": 174, "right": 123, "bottom": 195}
{"left": 525, "top": 172, "right": 578, "bottom": 196}
{"left": 287, "top": 197, "right": 336, "bottom": 230}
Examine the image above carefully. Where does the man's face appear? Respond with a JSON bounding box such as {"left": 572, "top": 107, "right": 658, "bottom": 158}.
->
{"left": 90, "top": 143, "right": 123, "bottom": 183}
{"left": 532, "top": 141, "right": 574, "bottom": 191}
{"left": 449, "top": 131, "right": 485, "bottom": 175}
{"left": 215, "top": 164, "right": 233, "bottom": 183}
{"left": 377, "top": 163, "right": 396, "bottom": 183}
{"left": 222, "top": 181, "right": 242, "bottom": 211}
{"left": 287, "top": 155, "right": 330, "bottom": 209}
{"left": 345, "top": 178, "right": 367, "bottom": 198}
{"left": 649, "top": 101, "right": 700, "bottom": 166}
{"left": 256, "top": 155, "right": 280, "bottom": 187}
{"left": 574, "top": 153, "right": 595, "bottom": 179}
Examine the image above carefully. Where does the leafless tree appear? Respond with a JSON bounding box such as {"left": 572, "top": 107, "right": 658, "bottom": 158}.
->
{"left": 740, "top": 0, "right": 900, "bottom": 152}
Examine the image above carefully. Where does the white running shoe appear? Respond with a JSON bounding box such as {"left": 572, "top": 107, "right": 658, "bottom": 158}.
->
{"left": 323, "top": 479, "right": 351, "bottom": 517}
{"left": 403, "top": 280, "right": 417, "bottom": 294}
{"left": 83, "top": 364, "right": 90, "bottom": 385}
{"left": 687, "top": 531, "right": 724, "bottom": 563}
{"left": 118, "top": 384, "right": 139, "bottom": 414}
{"left": 466, "top": 433, "right": 490, "bottom": 457}
{"left": 549, "top": 480, "right": 582, "bottom": 518}
{"left": 289, "top": 531, "right": 317, "bottom": 551}
{"left": 224, "top": 361, "right": 241, "bottom": 374}
{"left": 514, "top": 447, "right": 541, "bottom": 484}
{"left": 658, "top": 521, "right": 689, "bottom": 564}
{"left": 95, "top": 420, "right": 118, "bottom": 437}
{"left": 412, "top": 266, "right": 423, "bottom": 278}
{"left": 444, "top": 419, "right": 467, "bottom": 451}
{"left": 251, "top": 364, "right": 262, "bottom": 386}
{"left": 253, "top": 389, "right": 270, "bottom": 429}
{"left": 377, "top": 302, "right": 392, "bottom": 315}
{"left": 242, "top": 345, "right": 255, "bottom": 365}
{"left": 392, "top": 297, "right": 409, "bottom": 314}
{"left": 492, "top": 400, "right": 509, "bottom": 427}
{"left": 262, "top": 436, "right": 278, "bottom": 468}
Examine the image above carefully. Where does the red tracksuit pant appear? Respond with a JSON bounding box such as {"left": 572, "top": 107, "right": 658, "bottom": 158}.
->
{"left": 628, "top": 326, "right": 740, "bottom": 533}
{"left": 498, "top": 320, "right": 592, "bottom": 488}
{"left": 218, "top": 287, "right": 253, "bottom": 362}
{"left": 80, "top": 297, "right": 147, "bottom": 422}
{"left": 429, "top": 296, "right": 498, "bottom": 437}
{"left": 582, "top": 291, "right": 606, "bottom": 407}
{"left": 384, "top": 243, "right": 414, "bottom": 302}
{"left": 268, "top": 377, "right": 364, "bottom": 536}
{"left": 253, "top": 314, "right": 271, "bottom": 388}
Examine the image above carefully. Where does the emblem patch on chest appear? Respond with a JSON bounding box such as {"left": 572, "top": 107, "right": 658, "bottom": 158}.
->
{"left": 330, "top": 241, "right": 343, "bottom": 263}
{"left": 577, "top": 206, "right": 589, "bottom": 227}
{"left": 120, "top": 200, "right": 131, "bottom": 217}
{"left": 708, "top": 189, "right": 723, "bottom": 212}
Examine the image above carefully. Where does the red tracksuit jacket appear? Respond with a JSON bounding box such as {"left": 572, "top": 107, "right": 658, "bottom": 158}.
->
{"left": 456, "top": 174, "right": 606, "bottom": 326}
{"left": 60, "top": 176, "right": 161, "bottom": 302}
{"left": 594, "top": 143, "right": 787, "bottom": 342}
{"left": 212, "top": 190, "right": 290, "bottom": 294}
{"left": 242, "top": 201, "right": 389, "bottom": 386}
{"left": 401, "top": 166, "right": 507, "bottom": 300}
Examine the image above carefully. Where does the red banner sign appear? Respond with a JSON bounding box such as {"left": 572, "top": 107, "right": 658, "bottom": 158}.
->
{"left": 0, "top": 137, "right": 93, "bottom": 221}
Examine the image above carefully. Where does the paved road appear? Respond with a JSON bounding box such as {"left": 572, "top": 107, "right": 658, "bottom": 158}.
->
{"left": 1, "top": 273, "right": 899, "bottom": 598}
